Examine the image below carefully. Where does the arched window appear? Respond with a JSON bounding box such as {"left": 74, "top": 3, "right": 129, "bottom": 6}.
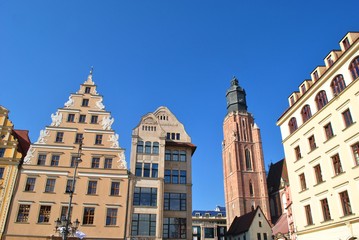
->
{"left": 301, "top": 105, "right": 312, "bottom": 123}
{"left": 349, "top": 56, "right": 359, "bottom": 80}
{"left": 245, "top": 149, "right": 252, "bottom": 170}
{"left": 249, "top": 181, "right": 254, "bottom": 196}
{"left": 145, "top": 141, "right": 151, "bottom": 154}
{"left": 331, "top": 74, "right": 346, "bottom": 96}
{"left": 180, "top": 151, "right": 186, "bottom": 162}
{"left": 172, "top": 150, "right": 179, "bottom": 161}
{"left": 152, "top": 142, "right": 159, "bottom": 154}
{"left": 288, "top": 117, "right": 298, "bottom": 134}
{"left": 137, "top": 141, "right": 143, "bottom": 153}
{"left": 315, "top": 90, "right": 328, "bottom": 111}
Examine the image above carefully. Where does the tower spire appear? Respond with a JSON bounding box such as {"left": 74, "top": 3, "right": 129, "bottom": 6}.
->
{"left": 226, "top": 76, "right": 247, "bottom": 113}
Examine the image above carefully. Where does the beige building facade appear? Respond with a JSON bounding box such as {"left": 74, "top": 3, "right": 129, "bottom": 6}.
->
{"left": 127, "top": 106, "right": 196, "bottom": 239}
{"left": 3, "top": 71, "right": 129, "bottom": 239}
{"left": 277, "top": 32, "right": 359, "bottom": 239}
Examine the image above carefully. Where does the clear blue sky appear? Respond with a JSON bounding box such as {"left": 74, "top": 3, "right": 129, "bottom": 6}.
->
{"left": 1, "top": 0, "right": 359, "bottom": 211}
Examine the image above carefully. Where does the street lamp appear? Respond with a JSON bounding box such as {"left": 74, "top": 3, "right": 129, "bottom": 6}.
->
{"left": 54, "top": 138, "right": 83, "bottom": 240}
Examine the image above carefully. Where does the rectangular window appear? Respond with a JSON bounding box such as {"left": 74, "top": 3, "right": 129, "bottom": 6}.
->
{"left": 45, "top": 179, "right": 56, "bottom": 193}
{"left": 314, "top": 164, "right": 323, "bottom": 184}
{"left": 50, "top": 155, "right": 60, "bottom": 166}
{"left": 38, "top": 205, "right": 51, "bottom": 223}
{"left": 263, "top": 233, "right": 268, "bottom": 240}
{"left": 95, "top": 134, "right": 102, "bottom": 145}
{"left": 0, "top": 167, "right": 4, "bottom": 179}
{"left": 55, "top": 132, "right": 64, "bottom": 143}
{"left": 0, "top": 148, "right": 5, "bottom": 157}
{"left": 304, "top": 205, "right": 313, "bottom": 225}
{"left": 65, "top": 179, "right": 75, "bottom": 193}
{"left": 82, "top": 99, "right": 89, "bottom": 107}
{"left": 67, "top": 114, "right": 75, "bottom": 122}
{"left": 205, "top": 228, "right": 214, "bottom": 238}
{"left": 324, "top": 122, "right": 334, "bottom": 140}
{"left": 91, "top": 115, "right": 98, "bottom": 124}
{"left": 308, "top": 135, "right": 316, "bottom": 151}
{"left": 165, "top": 150, "right": 171, "bottom": 161}
{"left": 110, "top": 182, "right": 120, "bottom": 196}
{"left": 79, "top": 114, "right": 86, "bottom": 123}
{"left": 37, "top": 154, "right": 46, "bottom": 165}
{"left": 70, "top": 156, "right": 79, "bottom": 167}
{"left": 106, "top": 208, "right": 118, "bottom": 226}
{"left": 171, "top": 133, "right": 176, "bottom": 140}
{"left": 25, "top": 177, "right": 36, "bottom": 191}
{"left": 342, "top": 109, "right": 353, "bottom": 128}
{"left": 163, "top": 217, "right": 186, "bottom": 239}
{"left": 352, "top": 142, "right": 359, "bottom": 166}
{"left": 301, "top": 84, "right": 306, "bottom": 93}
{"left": 342, "top": 37, "right": 350, "bottom": 50}
{"left": 143, "top": 163, "right": 150, "bottom": 177}
{"left": 16, "top": 204, "right": 30, "bottom": 222}
{"left": 257, "top": 233, "right": 261, "bottom": 240}
{"left": 332, "top": 154, "right": 343, "bottom": 175}
{"left": 75, "top": 133, "right": 83, "bottom": 144}
{"left": 313, "top": 71, "right": 319, "bottom": 80}
{"left": 152, "top": 142, "right": 159, "bottom": 154}
{"left": 176, "top": 133, "right": 180, "bottom": 140}
{"left": 299, "top": 173, "right": 307, "bottom": 191}
{"left": 60, "top": 206, "right": 72, "bottom": 221}
{"left": 180, "top": 170, "right": 187, "bottom": 184}
{"left": 180, "top": 151, "right": 186, "bottom": 162}
{"left": 164, "top": 193, "right": 187, "bottom": 211}
{"left": 85, "top": 87, "right": 91, "bottom": 94}
{"left": 91, "top": 157, "right": 100, "bottom": 168}
{"left": 131, "top": 214, "right": 156, "bottom": 236}
{"left": 294, "top": 146, "right": 301, "bottom": 160}
{"left": 327, "top": 56, "right": 334, "bottom": 66}
{"left": 321, "top": 198, "right": 331, "bottom": 221}
{"left": 135, "top": 163, "right": 142, "bottom": 177}
{"left": 133, "top": 187, "right": 157, "bottom": 206}
{"left": 83, "top": 207, "right": 95, "bottom": 225}
{"left": 166, "top": 133, "right": 171, "bottom": 140}
{"left": 104, "top": 158, "right": 112, "bottom": 169}
{"left": 164, "top": 169, "right": 171, "bottom": 183}
{"left": 172, "top": 170, "right": 179, "bottom": 184}
{"left": 340, "top": 190, "right": 352, "bottom": 216}
{"left": 151, "top": 163, "right": 158, "bottom": 178}
{"left": 87, "top": 181, "right": 97, "bottom": 195}
{"left": 290, "top": 96, "right": 294, "bottom": 105}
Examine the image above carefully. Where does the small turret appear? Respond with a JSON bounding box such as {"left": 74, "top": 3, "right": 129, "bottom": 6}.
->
{"left": 226, "top": 76, "right": 248, "bottom": 113}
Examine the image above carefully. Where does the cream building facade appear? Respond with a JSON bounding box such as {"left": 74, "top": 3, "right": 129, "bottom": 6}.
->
{"left": 127, "top": 106, "right": 196, "bottom": 239}
{"left": 3, "top": 71, "right": 129, "bottom": 239}
{"left": 277, "top": 32, "right": 359, "bottom": 239}
{"left": 0, "top": 106, "right": 30, "bottom": 239}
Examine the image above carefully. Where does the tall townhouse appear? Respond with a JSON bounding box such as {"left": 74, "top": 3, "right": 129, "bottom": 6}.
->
{"left": 222, "top": 78, "right": 270, "bottom": 228}
{"left": 0, "top": 106, "right": 30, "bottom": 239}
{"left": 277, "top": 32, "right": 359, "bottom": 240}
{"left": 3, "top": 70, "right": 129, "bottom": 240}
{"left": 127, "top": 106, "right": 196, "bottom": 239}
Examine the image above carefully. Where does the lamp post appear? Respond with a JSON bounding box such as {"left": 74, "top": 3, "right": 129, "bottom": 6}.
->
{"left": 55, "top": 139, "right": 83, "bottom": 240}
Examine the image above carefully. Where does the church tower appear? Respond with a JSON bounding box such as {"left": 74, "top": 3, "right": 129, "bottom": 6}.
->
{"left": 222, "top": 77, "right": 270, "bottom": 227}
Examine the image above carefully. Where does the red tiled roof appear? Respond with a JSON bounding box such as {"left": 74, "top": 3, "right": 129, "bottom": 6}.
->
{"left": 226, "top": 208, "right": 258, "bottom": 236}
{"left": 12, "top": 129, "right": 31, "bottom": 159}
{"left": 272, "top": 213, "right": 289, "bottom": 235}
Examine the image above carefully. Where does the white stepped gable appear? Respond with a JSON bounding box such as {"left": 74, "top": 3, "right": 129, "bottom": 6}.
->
{"left": 101, "top": 115, "right": 114, "bottom": 130}
{"left": 108, "top": 134, "right": 120, "bottom": 148}
{"left": 35, "top": 129, "right": 50, "bottom": 144}
{"left": 117, "top": 151, "right": 127, "bottom": 169}
{"left": 95, "top": 98, "right": 105, "bottom": 110}
{"left": 23, "top": 146, "right": 35, "bottom": 164}
{"left": 64, "top": 96, "right": 74, "bottom": 108}
{"left": 50, "top": 111, "right": 63, "bottom": 127}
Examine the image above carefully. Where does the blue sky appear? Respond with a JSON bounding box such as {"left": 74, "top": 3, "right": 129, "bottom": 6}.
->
{"left": 1, "top": 0, "right": 359, "bottom": 211}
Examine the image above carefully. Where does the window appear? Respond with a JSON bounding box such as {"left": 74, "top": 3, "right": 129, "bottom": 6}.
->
{"left": 110, "top": 182, "right": 120, "bottom": 196}
{"left": 85, "top": 87, "right": 91, "bottom": 94}
{"left": 331, "top": 75, "right": 346, "bottom": 96}
{"left": 60, "top": 206, "right": 72, "bottom": 220}
{"left": 171, "top": 133, "right": 175, "bottom": 140}
{"left": 95, "top": 134, "right": 102, "bottom": 145}
{"left": 301, "top": 105, "right": 312, "bottom": 123}
{"left": 45, "top": 179, "right": 56, "bottom": 192}
{"left": 163, "top": 217, "right": 186, "bottom": 239}
{"left": 38, "top": 205, "right": 51, "bottom": 223}
{"left": 172, "top": 170, "right": 179, "bottom": 184}
{"left": 82, "top": 99, "right": 89, "bottom": 107}
{"left": 104, "top": 158, "right": 112, "bottom": 169}
{"left": 166, "top": 132, "right": 171, "bottom": 140}
{"left": 165, "top": 150, "right": 171, "bottom": 161}
{"left": 332, "top": 154, "right": 343, "bottom": 175}
{"left": 87, "top": 181, "right": 97, "bottom": 195}
{"left": 321, "top": 198, "right": 331, "bottom": 221}
{"left": 352, "top": 142, "right": 359, "bottom": 166}
{"left": 37, "top": 154, "right": 46, "bottom": 165}
{"left": 152, "top": 142, "right": 159, "bottom": 154}
{"left": 342, "top": 37, "right": 350, "bottom": 50}
{"left": 0, "top": 167, "right": 4, "bottom": 179}
{"left": 91, "top": 115, "right": 98, "bottom": 124}
{"left": 79, "top": 114, "right": 86, "bottom": 123}
{"left": 143, "top": 163, "right": 150, "bottom": 177}
{"left": 25, "top": 177, "right": 36, "bottom": 191}
{"left": 245, "top": 149, "right": 252, "bottom": 170}
{"left": 152, "top": 163, "right": 158, "bottom": 178}
{"left": 55, "top": 132, "right": 64, "bottom": 143}
{"left": 299, "top": 173, "right": 307, "bottom": 191}
{"left": 314, "top": 164, "right": 323, "bottom": 184}
{"left": 145, "top": 141, "right": 151, "bottom": 154}
{"left": 133, "top": 187, "right": 157, "bottom": 206}
{"left": 91, "top": 157, "right": 100, "bottom": 168}
{"left": 301, "top": 84, "right": 306, "bottom": 93}
{"left": 172, "top": 150, "right": 179, "bottom": 161}
{"left": 16, "top": 204, "right": 30, "bottom": 222}
{"left": 304, "top": 205, "right": 313, "bottom": 225}
{"left": 50, "top": 155, "right": 60, "bottom": 166}
{"left": 164, "top": 193, "right": 187, "bottom": 211}
{"left": 70, "top": 156, "right": 79, "bottom": 167}
{"left": 137, "top": 141, "right": 143, "bottom": 153}
{"left": 135, "top": 163, "right": 142, "bottom": 176}
{"left": 75, "top": 133, "right": 83, "bottom": 144}
{"left": 106, "top": 208, "right": 118, "bottom": 226}
{"left": 65, "top": 179, "right": 75, "bottom": 193}
{"left": 342, "top": 109, "right": 353, "bottom": 128}
{"left": 67, "top": 113, "right": 75, "bottom": 122}
{"left": 324, "top": 122, "right": 334, "bottom": 140}
{"left": 83, "top": 207, "right": 95, "bottom": 225}
{"left": 315, "top": 90, "right": 328, "bottom": 111}
{"left": 176, "top": 133, "right": 180, "bottom": 140}
{"left": 131, "top": 214, "right": 156, "bottom": 236}
{"left": 165, "top": 170, "right": 171, "bottom": 183}
{"left": 349, "top": 56, "right": 359, "bottom": 80}
{"left": 204, "top": 228, "right": 214, "bottom": 238}
{"left": 313, "top": 71, "right": 319, "bottom": 80}
{"left": 180, "top": 151, "right": 186, "bottom": 162}
{"left": 339, "top": 190, "right": 352, "bottom": 216}
{"left": 180, "top": 170, "right": 186, "bottom": 184}
{"left": 308, "top": 135, "right": 316, "bottom": 151}
{"left": 294, "top": 146, "right": 301, "bottom": 160}
{"left": 249, "top": 181, "right": 254, "bottom": 196}
{"left": 327, "top": 56, "right": 334, "bottom": 66}
{"left": 288, "top": 117, "right": 298, "bottom": 134}
{"left": 290, "top": 96, "right": 295, "bottom": 105}
{"left": 257, "top": 233, "right": 262, "bottom": 240}
{"left": 263, "top": 233, "right": 268, "bottom": 240}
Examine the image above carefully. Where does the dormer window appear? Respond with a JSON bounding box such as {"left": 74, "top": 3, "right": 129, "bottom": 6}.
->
{"left": 327, "top": 56, "right": 334, "bottom": 67}
{"left": 342, "top": 37, "right": 350, "bottom": 50}
{"left": 195, "top": 213, "right": 200, "bottom": 217}
{"left": 301, "top": 84, "right": 306, "bottom": 94}
{"left": 205, "top": 213, "right": 210, "bottom": 217}
{"left": 290, "top": 96, "right": 295, "bottom": 105}
{"left": 313, "top": 71, "right": 319, "bottom": 81}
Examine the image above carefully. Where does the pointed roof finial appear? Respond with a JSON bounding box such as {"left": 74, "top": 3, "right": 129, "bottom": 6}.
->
{"left": 231, "top": 75, "right": 238, "bottom": 86}
{"left": 90, "top": 66, "right": 94, "bottom": 75}
{"left": 85, "top": 66, "right": 95, "bottom": 85}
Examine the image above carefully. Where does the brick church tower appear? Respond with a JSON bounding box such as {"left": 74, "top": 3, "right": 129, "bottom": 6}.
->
{"left": 222, "top": 77, "right": 270, "bottom": 227}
